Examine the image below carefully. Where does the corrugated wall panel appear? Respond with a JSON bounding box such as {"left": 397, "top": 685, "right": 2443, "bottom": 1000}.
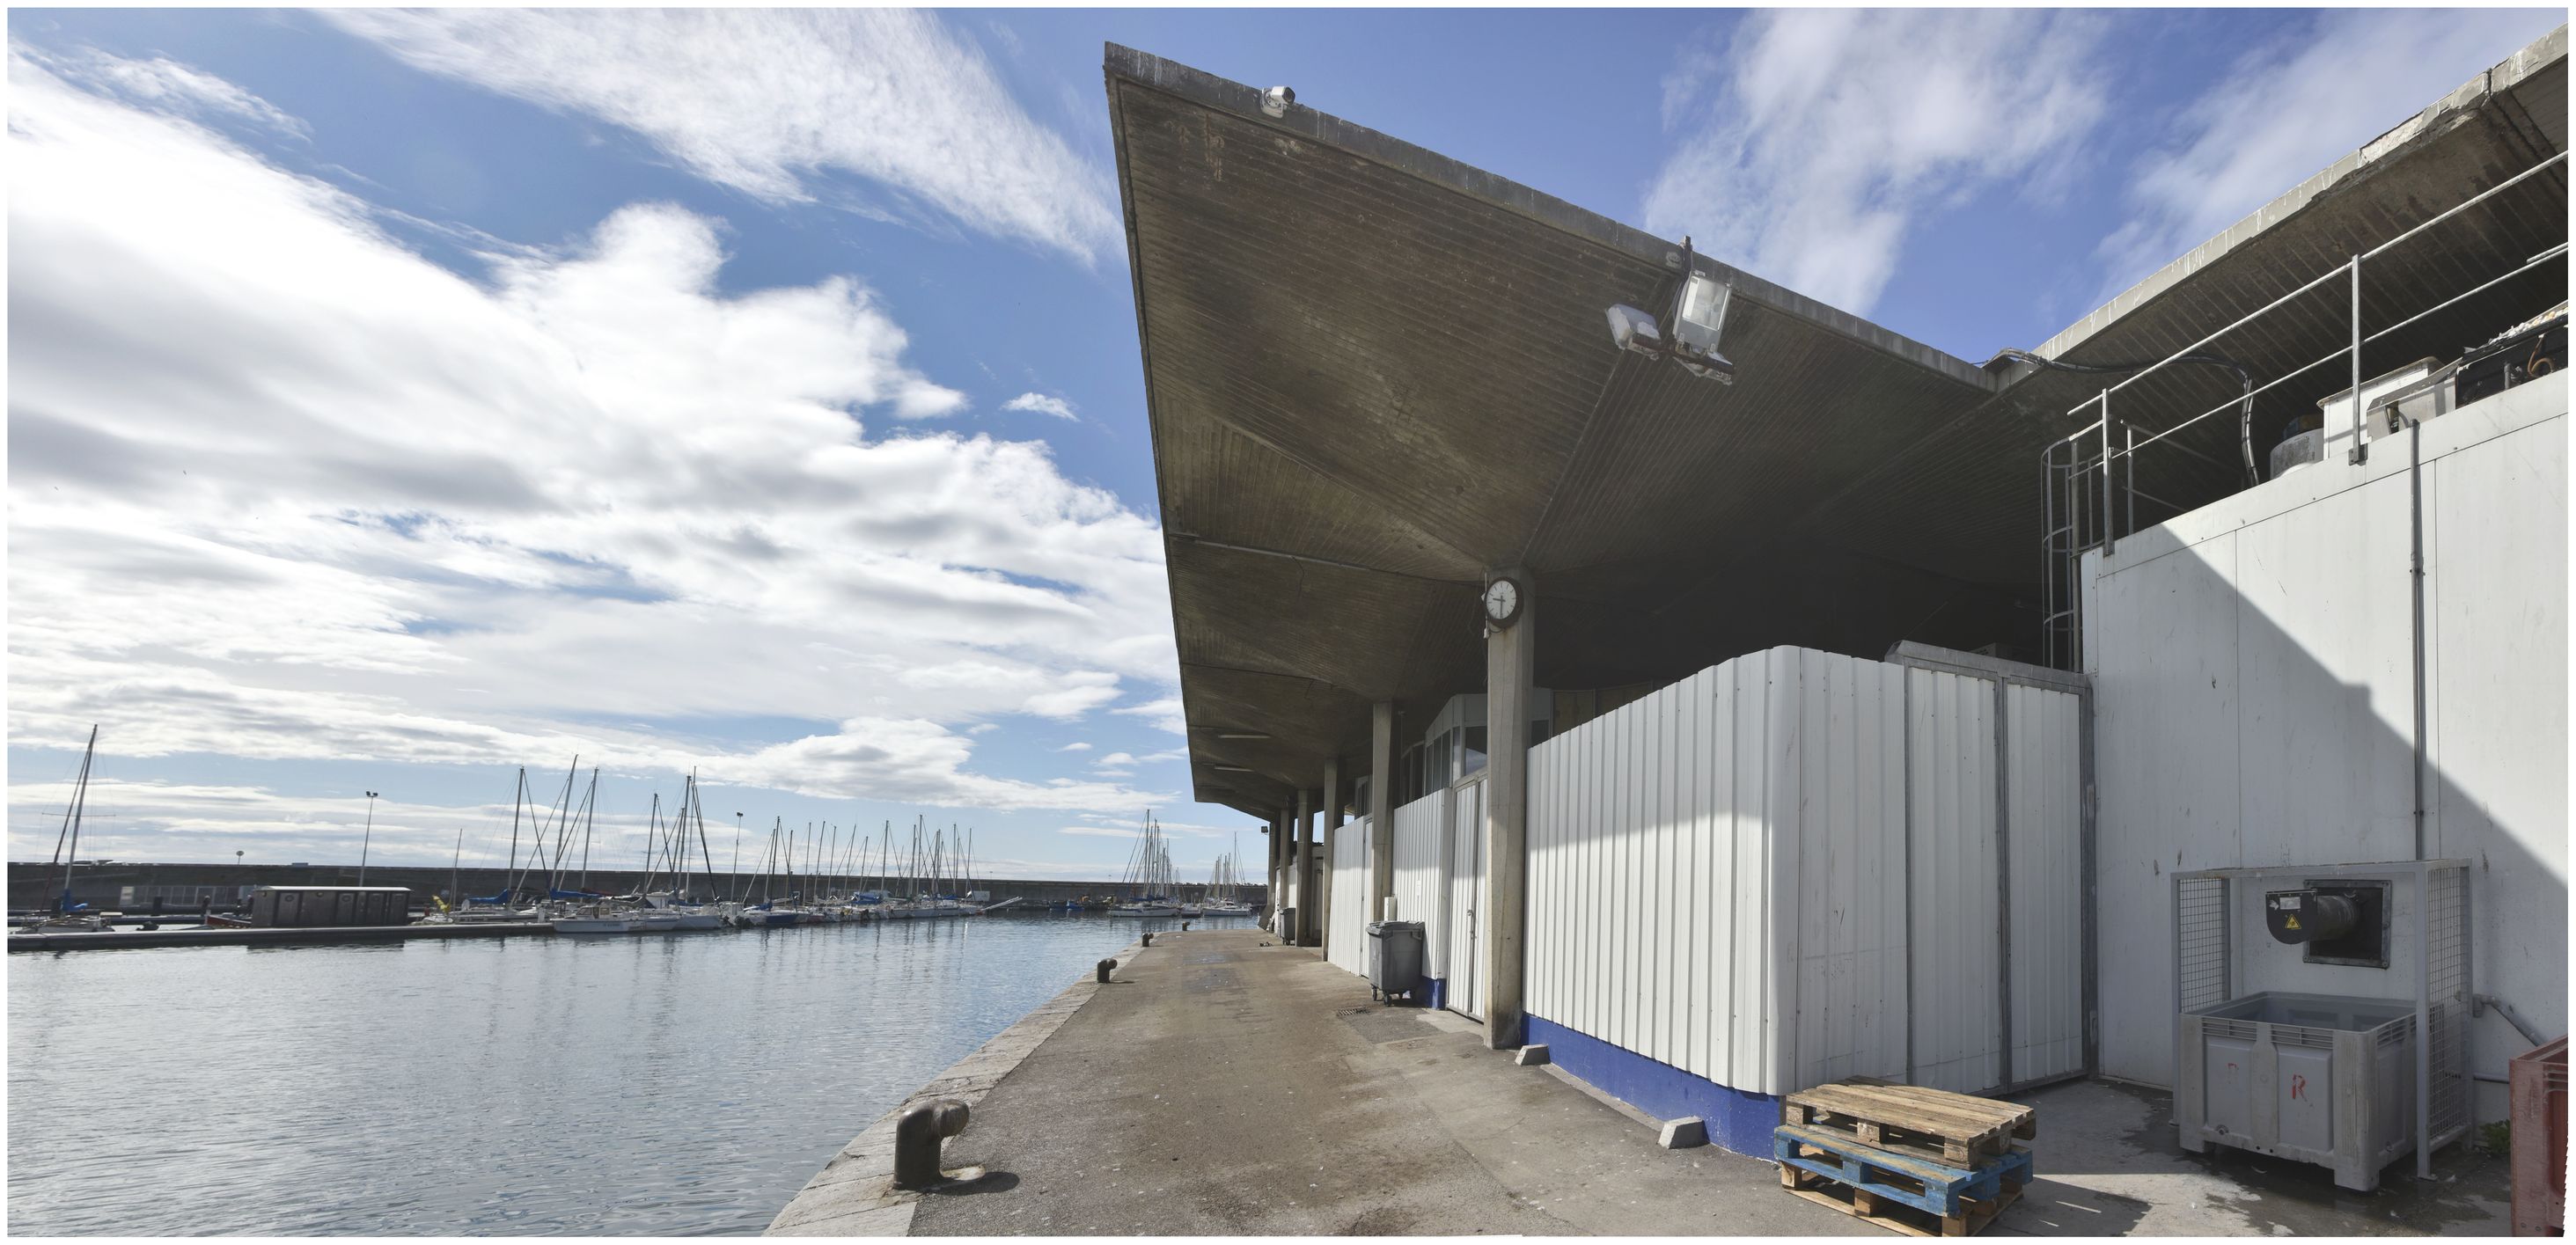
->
{"left": 1326, "top": 816, "right": 1373, "bottom": 978}
{"left": 2007, "top": 685, "right": 2085, "bottom": 1082}
{"left": 1391, "top": 790, "right": 1446, "bottom": 975}
{"left": 1906, "top": 668, "right": 2000, "bottom": 1093}
{"left": 1527, "top": 645, "right": 2082, "bottom": 1100}
{"left": 1788, "top": 653, "right": 1911, "bottom": 1090}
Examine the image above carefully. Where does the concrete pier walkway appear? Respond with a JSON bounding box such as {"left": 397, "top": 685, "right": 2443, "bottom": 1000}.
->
{"left": 772, "top": 928, "right": 2514, "bottom": 1237}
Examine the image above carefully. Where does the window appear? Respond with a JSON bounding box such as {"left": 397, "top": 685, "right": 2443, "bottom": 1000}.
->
{"left": 1461, "top": 725, "right": 1488, "bottom": 777}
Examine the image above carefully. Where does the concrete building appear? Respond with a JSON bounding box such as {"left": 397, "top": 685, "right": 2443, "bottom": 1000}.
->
{"left": 1108, "top": 20, "right": 2565, "bottom": 1179}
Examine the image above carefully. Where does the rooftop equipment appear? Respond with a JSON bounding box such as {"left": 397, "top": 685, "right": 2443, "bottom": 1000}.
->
{"left": 2172, "top": 860, "right": 2471, "bottom": 1190}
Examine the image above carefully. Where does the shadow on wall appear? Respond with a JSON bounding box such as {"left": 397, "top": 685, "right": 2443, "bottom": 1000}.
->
{"left": 2087, "top": 398, "right": 2566, "bottom": 1125}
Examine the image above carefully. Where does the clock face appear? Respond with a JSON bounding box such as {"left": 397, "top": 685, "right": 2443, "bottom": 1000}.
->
{"left": 1482, "top": 578, "right": 1520, "bottom": 624}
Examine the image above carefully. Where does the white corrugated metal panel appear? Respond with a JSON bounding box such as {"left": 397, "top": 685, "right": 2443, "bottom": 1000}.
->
{"left": 2089, "top": 379, "right": 2565, "bottom": 1093}
{"left": 1444, "top": 778, "right": 1486, "bottom": 1018}
{"left": 1906, "top": 667, "right": 1999, "bottom": 1093}
{"left": 1788, "top": 652, "right": 1910, "bottom": 1090}
{"left": 1529, "top": 648, "right": 1896, "bottom": 1095}
{"left": 1391, "top": 789, "right": 1447, "bottom": 975}
{"left": 2006, "top": 683, "right": 2084, "bottom": 1083}
{"left": 1326, "top": 817, "right": 1373, "bottom": 977}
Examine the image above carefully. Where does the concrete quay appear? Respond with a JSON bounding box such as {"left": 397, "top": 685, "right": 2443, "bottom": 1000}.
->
{"left": 770, "top": 927, "right": 2515, "bottom": 1237}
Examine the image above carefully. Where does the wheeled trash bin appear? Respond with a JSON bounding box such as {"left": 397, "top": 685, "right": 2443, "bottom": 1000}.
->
{"left": 1368, "top": 920, "right": 1425, "bottom": 1005}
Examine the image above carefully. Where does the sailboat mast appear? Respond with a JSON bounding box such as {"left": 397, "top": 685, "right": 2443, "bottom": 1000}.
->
{"left": 50, "top": 725, "right": 99, "bottom": 913}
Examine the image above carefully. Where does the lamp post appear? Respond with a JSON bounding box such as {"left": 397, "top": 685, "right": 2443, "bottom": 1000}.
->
{"left": 359, "top": 791, "right": 379, "bottom": 885}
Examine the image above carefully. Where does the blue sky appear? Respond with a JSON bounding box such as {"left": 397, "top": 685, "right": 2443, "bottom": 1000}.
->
{"left": 7, "top": 7, "right": 2560, "bottom": 879}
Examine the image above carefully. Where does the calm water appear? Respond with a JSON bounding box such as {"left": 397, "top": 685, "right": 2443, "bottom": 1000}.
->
{"left": 8, "top": 912, "right": 1242, "bottom": 1235}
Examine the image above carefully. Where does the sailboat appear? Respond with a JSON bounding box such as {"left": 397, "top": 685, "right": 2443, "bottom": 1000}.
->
{"left": 1110, "top": 812, "right": 1181, "bottom": 917}
{"left": 26, "top": 726, "right": 113, "bottom": 934}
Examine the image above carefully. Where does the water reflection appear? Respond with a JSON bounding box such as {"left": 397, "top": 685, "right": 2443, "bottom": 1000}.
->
{"left": 8, "top": 913, "right": 1237, "bottom": 1235}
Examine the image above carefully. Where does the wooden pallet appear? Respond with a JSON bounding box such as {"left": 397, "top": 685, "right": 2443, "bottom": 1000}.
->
{"left": 1783, "top": 1079, "right": 2037, "bottom": 1166}
{"left": 1775, "top": 1124, "right": 2030, "bottom": 1237}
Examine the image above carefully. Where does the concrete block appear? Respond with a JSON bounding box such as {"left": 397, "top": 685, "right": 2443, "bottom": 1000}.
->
{"left": 1515, "top": 1044, "right": 1551, "bottom": 1066}
{"left": 1658, "top": 1117, "right": 1708, "bottom": 1150}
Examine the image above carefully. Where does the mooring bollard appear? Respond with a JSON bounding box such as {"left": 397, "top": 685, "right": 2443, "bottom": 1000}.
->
{"left": 892, "top": 1098, "right": 970, "bottom": 1190}
{"left": 1095, "top": 957, "right": 1115, "bottom": 984}
{"left": 1141, "top": 931, "right": 1154, "bottom": 948}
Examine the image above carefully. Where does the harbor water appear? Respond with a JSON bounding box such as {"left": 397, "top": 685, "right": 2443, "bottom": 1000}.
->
{"left": 8, "top": 912, "right": 1245, "bottom": 1235}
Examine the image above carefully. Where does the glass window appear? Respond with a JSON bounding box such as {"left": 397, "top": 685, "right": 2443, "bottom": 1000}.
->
{"left": 1461, "top": 725, "right": 1488, "bottom": 777}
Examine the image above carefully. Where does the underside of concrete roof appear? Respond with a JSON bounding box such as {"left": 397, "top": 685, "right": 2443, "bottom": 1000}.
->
{"left": 1107, "top": 28, "right": 2569, "bottom": 817}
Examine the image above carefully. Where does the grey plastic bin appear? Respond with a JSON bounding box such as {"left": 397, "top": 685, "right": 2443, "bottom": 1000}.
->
{"left": 1368, "top": 920, "right": 1425, "bottom": 1004}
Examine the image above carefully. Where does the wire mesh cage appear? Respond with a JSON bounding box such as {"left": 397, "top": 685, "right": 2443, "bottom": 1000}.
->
{"left": 2170, "top": 860, "right": 2472, "bottom": 1188}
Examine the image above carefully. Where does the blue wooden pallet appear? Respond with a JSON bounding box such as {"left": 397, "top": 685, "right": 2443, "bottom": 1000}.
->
{"left": 1775, "top": 1123, "right": 2032, "bottom": 1226}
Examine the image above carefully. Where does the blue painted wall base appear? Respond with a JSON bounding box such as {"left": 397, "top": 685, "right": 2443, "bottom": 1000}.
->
{"left": 1424, "top": 977, "right": 1447, "bottom": 1011}
{"left": 1524, "top": 1014, "right": 1778, "bottom": 1156}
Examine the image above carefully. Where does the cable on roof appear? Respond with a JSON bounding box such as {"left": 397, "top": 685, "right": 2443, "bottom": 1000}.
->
{"left": 1996, "top": 348, "right": 2261, "bottom": 486}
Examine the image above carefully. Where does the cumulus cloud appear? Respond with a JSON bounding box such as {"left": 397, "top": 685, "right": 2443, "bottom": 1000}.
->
{"left": 322, "top": 9, "right": 1119, "bottom": 262}
{"left": 2095, "top": 9, "right": 2564, "bottom": 297}
{"left": 6, "top": 48, "right": 1179, "bottom": 851}
{"left": 1643, "top": 10, "right": 2109, "bottom": 313}
{"left": 1054, "top": 742, "right": 1092, "bottom": 752}
{"left": 1002, "top": 392, "right": 1077, "bottom": 420}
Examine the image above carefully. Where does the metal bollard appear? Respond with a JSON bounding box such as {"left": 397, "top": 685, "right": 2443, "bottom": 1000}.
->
{"left": 1141, "top": 931, "right": 1154, "bottom": 947}
{"left": 892, "top": 1098, "right": 970, "bottom": 1190}
{"left": 1096, "top": 957, "right": 1115, "bottom": 984}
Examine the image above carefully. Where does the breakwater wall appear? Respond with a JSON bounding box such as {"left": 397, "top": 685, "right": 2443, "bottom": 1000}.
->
{"left": 9, "top": 861, "right": 1266, "bottom": 912}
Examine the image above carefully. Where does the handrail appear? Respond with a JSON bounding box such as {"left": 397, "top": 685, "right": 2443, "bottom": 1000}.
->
{"left": 2100, "top": 239, "right": 2567, "bottom": 465}
{"left": 2363, "top": 150, "right": 2567, "bottom": 261}
{"left": 2044, "top": 149, "right": 2568, "bottom": 448}
{"left": 2037, "top": 147, "right": 2565, "bottom": 671}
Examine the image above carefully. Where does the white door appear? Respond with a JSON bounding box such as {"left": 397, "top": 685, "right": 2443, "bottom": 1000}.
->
{"left": 1443, "top": 776, "right": 1486, "bottom": 1020}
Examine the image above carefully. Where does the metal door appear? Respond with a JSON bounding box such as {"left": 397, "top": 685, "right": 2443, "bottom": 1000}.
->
{"left": 1443, "top": 776, "right": 1486, "bottom": 1020}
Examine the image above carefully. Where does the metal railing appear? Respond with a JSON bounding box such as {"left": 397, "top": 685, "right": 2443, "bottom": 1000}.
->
{"left": 2040, "top": 150, "right": 2568, "bottom": 670}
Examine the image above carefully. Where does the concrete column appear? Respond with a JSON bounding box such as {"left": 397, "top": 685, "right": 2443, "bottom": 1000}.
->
{"left": 1483, "top": 567, "right": 1535, "bottom": 1050}
{"left": 1319, "top": 758, "right": 1341, "bottom": 956}
{"left": 1369, "top": 700, "right": 1397, "bottom": 920}
{"left": 1293, "top": 787, "right": 1317, "bottom": 946}
{"left": 1266, "top": 809, "right": 1286, "bottom": 927}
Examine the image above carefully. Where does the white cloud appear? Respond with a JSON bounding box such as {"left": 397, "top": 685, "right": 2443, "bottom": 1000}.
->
{"left": 6, "top": 49, "right": 1182, "bottom": 846}
{"left": 1112, "top": 697, "right": 1187, "bottom": 736}
{"left": 1002, "top": 392, "right": 1078, "bottom": 420}
{"left": 323, "top": 9, "right": 1119, "bottom": 263}
{"left": 1094, "top": 752, "right": 1138, "bottom": 768}
{"left": 2095, "top": 10, "right": 2564, "bottom": 297}
{"left": 20, "top": 42, "right": 311, "bottom": 140}
{"left": 1054, "top": 742, "right": 1092, "bottom": 752}
{"left": 1643, "top": 10, "right": 2110, "bottom": 314}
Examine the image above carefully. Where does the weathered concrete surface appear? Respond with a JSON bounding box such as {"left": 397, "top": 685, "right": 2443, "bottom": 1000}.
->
{"left": 765, "top": 941, "right": 1145, "bottom": 1237}
{"left": 909, "top": 928, "right": 1873, "bottom": 1236}
{"left": 1991, "top": 1079, "right": 2513, "bottom": 1237}
{"left": 884, "top": 928, "right": 2514, "bottom": 1237}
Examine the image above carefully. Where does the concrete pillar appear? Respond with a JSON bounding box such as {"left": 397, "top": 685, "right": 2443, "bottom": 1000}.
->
{"left": 1294, "top": 787, "right": 1317, "bottom": 946}
{"left": 1319, "top": 758, "right": 1341, "bottom": 956}
{"left": 1270, "top": 808, "right": 1289, "bottom": 927}
{"left": 1482, "top": 567, "right": 1535, "bottom": 1050}
{"left": 1370, "top": 700, "right": 1397, "bottom": 920}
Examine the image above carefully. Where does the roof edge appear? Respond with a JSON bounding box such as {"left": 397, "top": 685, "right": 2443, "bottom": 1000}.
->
{"left": 2022, "top": 23, "right": 2569, "bottom": 370}
{"left": 1103, "top": 42, "right": 1995, "bottom": 393}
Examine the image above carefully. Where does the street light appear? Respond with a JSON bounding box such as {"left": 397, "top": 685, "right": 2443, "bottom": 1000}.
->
{"left": 359, "top": 791, "right": 380, "bottom": 886}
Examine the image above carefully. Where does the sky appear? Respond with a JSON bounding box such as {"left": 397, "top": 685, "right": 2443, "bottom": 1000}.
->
{"left": 7, "top": 6, "right": 2562, "bottom": 880}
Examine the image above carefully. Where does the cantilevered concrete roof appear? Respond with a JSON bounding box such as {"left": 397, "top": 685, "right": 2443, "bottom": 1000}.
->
{"left": 1109, "top": 30, "right": 2569, "bottom": 816}
{"left": 1806, "top": 26, "right": 2567, "bottom": 586}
